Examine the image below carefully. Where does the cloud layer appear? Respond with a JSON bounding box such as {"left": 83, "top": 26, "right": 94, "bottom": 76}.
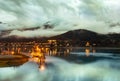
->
{"left": 0, "top": 0, "right": 120, "bottom": 37}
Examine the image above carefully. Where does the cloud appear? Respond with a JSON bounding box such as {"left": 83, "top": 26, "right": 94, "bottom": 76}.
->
{"left": 3, "top": 29, "right": 66, "bottom": 38}
{"left": 0, "top": 0, "right": 120, "bottom": 37}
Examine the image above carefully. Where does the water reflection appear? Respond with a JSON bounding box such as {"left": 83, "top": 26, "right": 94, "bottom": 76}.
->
{"left": 0, "top": 44, "right": 73, "bottom": 68}
{"left": 30, "top": 45, "right": 46, "bottom": 69}
{"left": 0, "top": 44, "right": 120, "bottom": 81}
{"left": 0, "top": 56, "right": 120, "bottom": 81}
{"left": 1, "top": 44, "right": 120, "bottom": 68}
{"left": 39, "top": 64, "right": 45, "bottom": 71}
{"left": 29, "top": 56, "right": 46, "bottom": 71}
{"left": 85, "top": 48, "right": 90, "bottom": 56}
{"left": 85, "top": 47, "right": 96, "bottom": 56}
{"left": 47, "top": 47, "right": 72, "bottom": 56}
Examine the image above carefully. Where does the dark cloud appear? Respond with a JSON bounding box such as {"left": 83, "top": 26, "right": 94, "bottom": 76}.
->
{"left": 109, "top": 23, "right": 120, "bottom": 27}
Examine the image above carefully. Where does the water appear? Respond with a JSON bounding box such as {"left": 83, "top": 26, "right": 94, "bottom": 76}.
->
{"left": 0, "top": 47, "right": 120, "bottom": 81}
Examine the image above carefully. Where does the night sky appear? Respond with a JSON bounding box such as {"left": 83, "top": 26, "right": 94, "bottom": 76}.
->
{"left": 0, "top": 0, "right": 120, "bottom": 37}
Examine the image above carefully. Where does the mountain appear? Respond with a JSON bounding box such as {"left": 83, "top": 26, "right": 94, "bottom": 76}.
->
{"left": 0, "top": 29, "right": 120, "bottom": 47}
{"left": 49, "top": 29, "right": 107, "bottom": 41}
{"left": 48, "top": 29, "right": 120, "bottom": 47}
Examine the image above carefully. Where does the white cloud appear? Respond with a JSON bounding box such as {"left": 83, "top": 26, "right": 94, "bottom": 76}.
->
{"left": 0, "top": 0, "right": 120, "bottom": 37}
{"left": 6, "top": 29, "right": 66, "bottom": 38}
{"left": 0, "top": 10, "right": 17, "bottom": 22}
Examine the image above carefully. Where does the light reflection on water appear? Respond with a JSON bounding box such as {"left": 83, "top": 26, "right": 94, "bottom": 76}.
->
{"left": 0, "top": 46, "right": 120, "bottom": 81}
{"left": 0, "top": 56, "right": 120, "bottom": 81}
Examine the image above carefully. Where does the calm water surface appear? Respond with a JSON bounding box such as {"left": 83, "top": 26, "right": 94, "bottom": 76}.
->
{"left": 0, "top": 47, "right": 120, "bottom": 81}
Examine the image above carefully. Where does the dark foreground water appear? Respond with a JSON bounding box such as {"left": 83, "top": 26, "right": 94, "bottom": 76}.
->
{"left": 0, "top": 47, "right": 120, "bottom": 81}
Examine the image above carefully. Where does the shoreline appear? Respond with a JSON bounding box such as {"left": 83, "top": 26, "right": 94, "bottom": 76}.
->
{"left": 0, "top": 54, "right": 29, "bottom": 67}
{"left": 60, "top": 47, "right": 120, "bottom": 49}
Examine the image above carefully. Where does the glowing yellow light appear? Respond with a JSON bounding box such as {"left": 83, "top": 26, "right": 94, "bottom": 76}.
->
{"left": 40, "top": 65, "right": 45, "bottom": 71}
{"left": 85, "top": 48, "right": 90, "bottom": 56}
{"left": 66, "top": 49, "right": 70, "bottom": 54}
{"left": 11, "top": 51, "right": 14, "bottom": 55}
{"left": 33, "top": 57, "right": 40, "bottom": 63}
{"left": 86, "top": 42, "right": 90, "bottom": 47}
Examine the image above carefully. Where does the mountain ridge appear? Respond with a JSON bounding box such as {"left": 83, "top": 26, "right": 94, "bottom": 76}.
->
{"left": 0, "top": 29, "right": 120, "bottom": 43}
